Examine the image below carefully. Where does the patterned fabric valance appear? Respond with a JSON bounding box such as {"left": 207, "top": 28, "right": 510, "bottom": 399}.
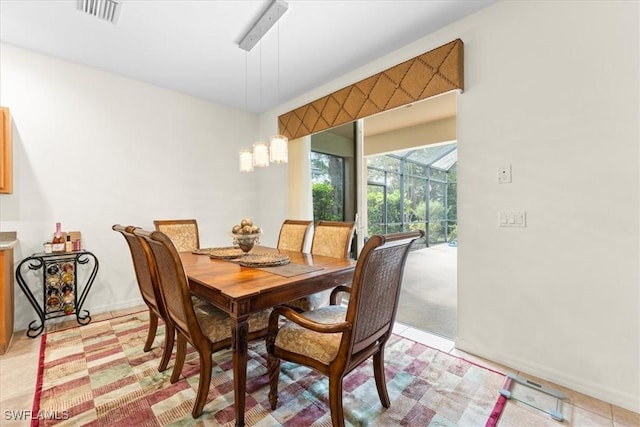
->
{"left": 278, "top": 39, "right": 464, "bottom": 140}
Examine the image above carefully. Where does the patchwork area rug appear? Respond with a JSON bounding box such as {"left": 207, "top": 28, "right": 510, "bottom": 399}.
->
{"left": 33, "top": 311, "right": 505, "bottom": 426}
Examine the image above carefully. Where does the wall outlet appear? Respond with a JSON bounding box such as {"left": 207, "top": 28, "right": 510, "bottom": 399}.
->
{"left": 498, "top": 164, "right": 512, "bottom": 183}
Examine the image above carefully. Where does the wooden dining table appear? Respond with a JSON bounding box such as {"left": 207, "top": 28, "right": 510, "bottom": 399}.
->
{"left": 180, "top": 246, "right": 356, "bottom": 427}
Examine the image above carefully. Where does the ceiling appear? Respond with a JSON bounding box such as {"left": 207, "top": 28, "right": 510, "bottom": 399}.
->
{"left": 0, "top": 0, "right": 494, "bottom": 116}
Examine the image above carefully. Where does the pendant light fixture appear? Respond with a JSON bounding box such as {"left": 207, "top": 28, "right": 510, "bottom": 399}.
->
{"left": 252, "top": 142, "right": 270, "bottom": 167}
{"left": 268, "top": 19, "right": 288, "bottom": 164}
{"left": 269, "top": 135, "right": 288, "bottom": 163}
{"left": 239, "top": 149, "right": 254, "bottom": 172}
{"left": 238, "top": 0, "right": 289, "bottom": 172}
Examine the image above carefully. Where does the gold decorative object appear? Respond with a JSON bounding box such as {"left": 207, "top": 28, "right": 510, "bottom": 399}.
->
{"left": 230, "top": 233, "right": 261, "bottom": 253}
{"left": 229, "top": 218, "right": 262, "bottom": 253}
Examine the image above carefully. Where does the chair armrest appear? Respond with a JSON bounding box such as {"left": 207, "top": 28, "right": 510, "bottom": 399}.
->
{"left": 329, "top": 285, "right": 351, "bottom": 305}
{"left": 268, "top": 305, "right": 352, "bottom": 335}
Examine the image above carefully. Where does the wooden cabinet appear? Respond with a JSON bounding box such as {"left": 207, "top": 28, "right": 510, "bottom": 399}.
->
{"left": 0, "top": 107, "right": 12, "bottom": 194}
{"left": 0, "top": 247, "right": 14, "bottom": 354}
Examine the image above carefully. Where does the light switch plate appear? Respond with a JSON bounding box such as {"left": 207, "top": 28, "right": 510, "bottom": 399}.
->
{"left": 499, "top": 211, "right": 526, "bottom": 227}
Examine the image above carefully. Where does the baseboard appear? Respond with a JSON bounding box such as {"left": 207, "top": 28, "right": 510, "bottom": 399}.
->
{"left": 455, "top": 338, "right": 640, "bottom": 414}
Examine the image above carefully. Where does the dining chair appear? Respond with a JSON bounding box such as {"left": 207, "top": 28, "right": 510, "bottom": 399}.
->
{"left": 266, "top": 230, "right": 423, "bottom": 427}
{"left": 112, "top": 224, "right": 175, "bottom": 372}
{"left": 153, "top": 219, "right": 200, "bottom": 252}
{"left": 133, "top": 227, "right": 271, "bottom": 418}
{"left": 287, "top": 220, "right": 356, "bottom": 311}
{"left": 310, "top": 220, "right": 356, "bottom": 258}
{"left": 276, "top": 219, "right": 313, "bottom": 252}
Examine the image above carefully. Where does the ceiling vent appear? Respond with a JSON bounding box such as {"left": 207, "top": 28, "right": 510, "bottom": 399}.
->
{"left": 77, "top": 0, "right": 122, "bottom": 24}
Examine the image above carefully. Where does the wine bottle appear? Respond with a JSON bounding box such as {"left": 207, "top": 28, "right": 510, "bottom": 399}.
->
{"left": 65, "top": 234, "right": 73, "bottom": 252}
{"left": 52, "top": 222, "right": 65, "bottom": 253}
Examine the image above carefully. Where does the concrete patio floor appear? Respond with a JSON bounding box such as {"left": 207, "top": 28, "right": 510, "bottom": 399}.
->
{"left": 397, "top": 243, "right": 457, "bottom": 340}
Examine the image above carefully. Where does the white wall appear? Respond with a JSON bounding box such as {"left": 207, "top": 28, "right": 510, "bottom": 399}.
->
{"left": 2, "top": 0, "right": 638, "bottom": 412}
{"left": 364, "top": 116, "right": 456, "bottom": 156}
{"left": 0, "top": 44, "right": 289, "bottom": 330}
{"left": 262, "top": 0, "right": 639, "bottom": 412}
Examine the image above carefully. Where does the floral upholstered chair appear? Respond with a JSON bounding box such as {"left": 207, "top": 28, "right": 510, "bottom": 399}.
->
{"left": 267, "top": 230, "right": 424, "bottom": 427}
{"left": 153, "top": 219, "right": 199, "bottom": 252}
{"left": 286, "top": 220, "right": 356, "bottom": 311}
{"left": 113, "top": 224, "right": 175, "bottom": 372}
{"left": 134, "top": 228, "right": 270, "bottom": 418}
{"left": 276, "top": 219, "right": 313, "bottom": 252}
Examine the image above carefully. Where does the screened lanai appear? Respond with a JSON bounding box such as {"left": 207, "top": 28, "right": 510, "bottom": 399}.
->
{"left": 367, "top": 141, "right": 457, "bottom": 248}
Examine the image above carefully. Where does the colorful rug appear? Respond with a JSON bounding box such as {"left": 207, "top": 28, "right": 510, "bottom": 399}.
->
{"left": 33, "top": 311, "right": 506, "bottom": 426}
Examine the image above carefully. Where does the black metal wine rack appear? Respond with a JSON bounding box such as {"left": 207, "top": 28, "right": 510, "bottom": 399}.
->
{"left": 16, "top": 251, "right": 99, "bottom": 338}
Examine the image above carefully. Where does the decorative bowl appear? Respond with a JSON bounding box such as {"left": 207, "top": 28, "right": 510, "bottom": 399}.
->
{"left": 229, "top": 232, "right": 261, "bottom": 253}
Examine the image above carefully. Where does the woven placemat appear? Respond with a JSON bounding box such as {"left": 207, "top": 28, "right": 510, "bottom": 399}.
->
{"left": 193, "top": 247, "right": 244, "bottom": 259}
{"left": 234, "top": 253, "right": 290, "bottom": 268}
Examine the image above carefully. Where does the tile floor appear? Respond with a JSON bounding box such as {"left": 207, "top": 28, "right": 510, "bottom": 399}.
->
{"left": 0, "top": 307, "right": 638, "bottom": 427}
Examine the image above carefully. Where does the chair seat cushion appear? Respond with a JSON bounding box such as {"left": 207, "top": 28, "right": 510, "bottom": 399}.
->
{"left": 193, "top": 296, "right": 270, "bottom": 342}
{"left": 286, "top": 289, "right": 332, "bottom": 312}
{"left": 275, "top": 305, "right": 347, "bottom": 365}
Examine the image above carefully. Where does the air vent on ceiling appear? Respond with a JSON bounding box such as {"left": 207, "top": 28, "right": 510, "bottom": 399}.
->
{"left": 77, "top": 0, "right": 122, "bottom": 24}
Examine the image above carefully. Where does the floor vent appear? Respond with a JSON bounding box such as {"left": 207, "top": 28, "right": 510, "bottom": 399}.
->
{"left": 76, "top": 0, "right": 121, "bottom": 24}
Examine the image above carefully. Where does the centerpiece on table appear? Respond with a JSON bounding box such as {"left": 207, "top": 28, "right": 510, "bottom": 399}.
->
{"left": 230, "top": 218, "right": 262, "bottom": 253}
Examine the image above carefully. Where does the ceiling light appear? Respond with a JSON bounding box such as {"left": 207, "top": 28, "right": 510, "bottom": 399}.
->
{"left": 252, "top": 142, "right": 270, "bottom": 168}
{"left": 77, "top": 0, "right": 122, "bottom": 24}
{"left": 239, "top": 150, "right": 254, "bottom": 172}
{"left": 239, "top": 0, "right": 288, "bottom": 52}
{"left": 270, "top": 135, "right": 288, "bottom": 164}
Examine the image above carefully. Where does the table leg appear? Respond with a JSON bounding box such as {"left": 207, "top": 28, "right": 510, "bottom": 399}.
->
{"left": 231, "top": 316, "right": 249, "bottom": 427}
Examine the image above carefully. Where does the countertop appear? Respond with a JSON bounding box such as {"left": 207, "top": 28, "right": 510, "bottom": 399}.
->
{"left": 0, "top": 240, "right": 17, "bottom": 249}
{"left": 0, "top": 231, "right": 18, "bottom": 249}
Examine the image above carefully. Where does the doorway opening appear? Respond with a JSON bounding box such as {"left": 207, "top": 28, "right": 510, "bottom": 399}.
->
{"left": 310, "top": 123, "right": 358, "bottom": 258}
{"left": 366, "top": 141, "right": 458, "bottom": 339}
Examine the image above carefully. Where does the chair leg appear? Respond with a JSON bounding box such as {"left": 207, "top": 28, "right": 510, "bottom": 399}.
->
{"left": 144, "top": 310, "right": 158, "bottom": 352}
{"left": 192, "top": 347, "right": 212, "bottom": 418}
{"left": 158, "top": 321, "right": 175, "bottom": 372}
{"left": 267, "top": 353, "right": 280, "bottom": 410}
{"left": 170, "top": 334, "right": 187, "bottom": 384}
{"left": 373, "top": 349, "right": 391, "bottom": 408}
{"left": 328, "top": 376, "right": 346, "bottom": 427}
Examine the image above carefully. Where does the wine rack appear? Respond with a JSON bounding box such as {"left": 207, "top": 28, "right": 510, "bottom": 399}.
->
{"left": 16, "top": 251, "right": 98, "bottom": 338}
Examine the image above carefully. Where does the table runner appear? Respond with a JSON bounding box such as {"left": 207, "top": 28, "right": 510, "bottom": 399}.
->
{"left": 255, "top": 262, "right": 324, "bottom": 277}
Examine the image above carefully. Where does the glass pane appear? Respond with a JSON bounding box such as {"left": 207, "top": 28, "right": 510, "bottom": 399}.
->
{"left": 366, "top": 142, "right": 457, "bottom": 245}
{"left": 367, "top": 184, "right": 385, "bottom": 236}
{"left": 367, "top": 155, "right": 400, "bottom": 173}
{"left": 386, "top": 185, "right": 402, "bottom": 224}
{"left": 405, "top": 161, "right": 427, "bottom": 176}
{"left": 406, "top": 143, "right": 456, "bottom": 166}
{"left": 368, "top": 168, "right": 386, "bottom": 184}
{"left": 312, "top": 152, "right": 344, "bottom": 221}
{"left": 404, "top": 176, "right": 426, "bottom": 223}
{"left": 429, "top": 181, "right": 446, "bottom": 218}
{"left": 430, "top": 168, "right": 446, "bottom": 181}
{"left": 385, "top": 171, "right": 401, "bottom": 193}
{"left": 386, "top": 223, "right": 403, "bottom": 233}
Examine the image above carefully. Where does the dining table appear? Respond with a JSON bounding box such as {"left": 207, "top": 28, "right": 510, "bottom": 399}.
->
{"left": 180, "top": 246, "right": 356, "bottom": 427}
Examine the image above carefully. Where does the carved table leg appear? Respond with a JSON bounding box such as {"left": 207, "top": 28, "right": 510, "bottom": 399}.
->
{"left": 232, "top": 316, "right": 249, "bottom": 427}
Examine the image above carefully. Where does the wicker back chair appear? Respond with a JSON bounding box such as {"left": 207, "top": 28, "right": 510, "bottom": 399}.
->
{"left": 153, "top": 219, "right": 200, "bottom": 252}
{"left": 287, "top": 220, "right": 356, "bottom": 311}
{"left": 267, "top": 230, "right": 423, "bottom": 427}
{"left": 133, "top": 228, "right": 270, "bottom": 418}
{"left": 277, "top": 219, "right": 313, "bottom": 252}
{"left": 310, "top": 220, "right": 356, "bottom": 259}
{"left": 112, "top": 224, "right": 175, "bottom": 372}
